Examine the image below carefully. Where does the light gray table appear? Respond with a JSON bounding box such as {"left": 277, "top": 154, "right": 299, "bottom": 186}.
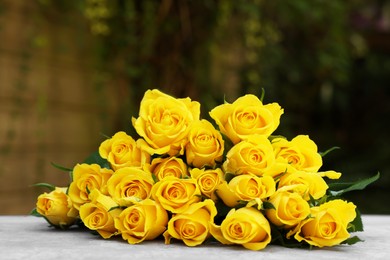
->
{"left": 0, "top": 215, "right": 389, "bottom": 260}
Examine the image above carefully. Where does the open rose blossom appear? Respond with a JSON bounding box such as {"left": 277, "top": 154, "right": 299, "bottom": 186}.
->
{"left": 68, "top": 163, "right": 113, "bottom": 210}
{"left": 107, "top": 166, "right": 154, "bottom": 204}
{"left": 210, "top": 207, "right": 272, "bottom": 250}
{"left": 209, "top": 94, "right": 283, "bottom": 144}
{"left": 185, "top": 119, "right": 224, "bottom": 168}
{"left": 190, "top": 168, "right": 224, "bottom": 201}
{"left": 33, "top": 88, "right": 377, "bottom": 251}
{"left": 272, "top": 135, "right": 323, "bottom": 173}
{"left": 150, "top": 156, "right": 189, "bottom": 181}
{"left": 99, "top": 131, "right": 151, "bottom": 170}
{"left": 223, "top": 135, "right": 275, "bottom": 176}
{"left": 132, "top": 89, "right": 200, "bottom": 156}
{"left": 278, "top": 169, "right": 329, "bottom": 200}
{"left": 164, "top": 199, "right": 217, "bottom": 246}
{"left": 115, "top": 198, "right": 168, "bottom": 244}
{"left": 151, "top": 176, "right": 201, "bottom": 213}
{"left": 216, "top": 174, "right": 275, "bottom": 207}
{"left": 36, "top": 187, "right": 78, "bottom": 228}
{"left": 288, "top": 199, "right": 357, "bottom": 247}
{"left": 79, "top": 189, "right": 122, "bottom": 239}
{"left": 265, "top": 185, "right": 311, "bottom": 228}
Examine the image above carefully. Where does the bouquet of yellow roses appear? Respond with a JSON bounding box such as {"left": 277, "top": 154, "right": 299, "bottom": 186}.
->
{"left": 32, "top": 89, "right": 379, "bottom": 250}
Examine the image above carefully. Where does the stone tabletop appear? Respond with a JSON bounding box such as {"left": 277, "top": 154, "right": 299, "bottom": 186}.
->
{"left": 0, "top": 215, "right": 389, "bottom": 260}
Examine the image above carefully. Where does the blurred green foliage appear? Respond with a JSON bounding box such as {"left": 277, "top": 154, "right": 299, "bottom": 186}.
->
{"left": 8, "top": 0, "right": 390, "bottom": 213}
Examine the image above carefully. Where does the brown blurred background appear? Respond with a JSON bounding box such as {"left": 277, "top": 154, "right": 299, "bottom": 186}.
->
{"left": 1, "top": 0, "right": 389, "bottom": 215}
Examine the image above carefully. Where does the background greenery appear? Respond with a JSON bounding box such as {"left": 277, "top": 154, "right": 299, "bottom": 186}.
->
{"left": 1, "top": 0, "right": 389, "bottom": 214}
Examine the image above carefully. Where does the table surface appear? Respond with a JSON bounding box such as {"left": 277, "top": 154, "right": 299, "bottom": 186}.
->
{"left": 0, "top": 215, "right": 389, "bottom": 260}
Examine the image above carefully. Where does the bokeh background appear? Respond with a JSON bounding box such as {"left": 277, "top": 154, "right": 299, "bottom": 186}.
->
{"left": 0, "top": 0, "right": 389, "bottom": 215}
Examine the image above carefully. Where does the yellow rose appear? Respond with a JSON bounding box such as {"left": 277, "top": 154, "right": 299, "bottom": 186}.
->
{"left": 223, "top": 135, "right": 275, "bottom": 176}
{"left": 151, "top": 176, "right": 201, "bottom": 213}
{"left": 79, "top": 189, "right": 122, "bottom": 239}
{"left": 210, "top": 207, "right": 271, "bottom": 250}
{"left": 185, "top": 119, "right": 224, "bottom": 168}
{"left": 272, "top": 135, "right": 322, "bottom": 173}
{"left": 318, "top": 170, "right": 342, "bottom": 179}
{"left": 190, "top": 168, "right": 224, "bottom": 201}
{"left": 265, "top": 185, "right": 311, "bottom": 228}
{"left": 68, "top": 163, "right": 113, "bottom": 210}
{"left": 216, "top": 175, "right": 275, "bottom": 207}
{"left": 150, "top": 156, "right": 188, "bottom": 181}
{"left": 107, "top": 166, "right": 154, "bottom": 204}
{"left": 99, "top": 131, "right": 151, "bottom": 170}
{"left": 36, "top": 187, "right": 78, "bottom": 228}
{"left": 115, "top": 198, "right": 168, "bottom": 244}
{"left": 209, "top": 94, "right": 283, "bottom": 144}
{"left": 164, "top": 199, "right": 217, "bottom": 246}
{"left": 278, "top": 169, "right": 329, "bottom": 200}
{"left": 290, "top": 199, "right": 357, "bottom": 247}
{"left": 132, "top": 89, "right": 200, "bottom": 156}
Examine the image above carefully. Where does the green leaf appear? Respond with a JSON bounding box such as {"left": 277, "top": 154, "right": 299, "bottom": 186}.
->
{"left": 270, "top": 224, "right": 305, "bottom": 248}
{"left": 268, "top": 135, "right": 287, "bottom": 142}
{"left": 319, "top": 146, "right": 340, "bottom": 157}
{"left": 223, "top": 94, "right": 229, "bottom": 104}
{"left": 108, "top": 206, "right": 122, "bottom": 212}
{"left": 262, "top": 201, "right": 275, "bottom": 210}
{"left": 341, "top": 235, "right": 364, "bottom": 245}
{"left": 308, "top": 194, "right": 318, "bottom": 207}
{"left": 213, "top": 197, "right": 232, "bottom": 224}
{"left": 273, "top": 167, "right": 288, "bottom": 182}
{"left": 328, "top": 172, "right": 380, "bottom": 197}
{"left": 221, "top": 132, "right": 234, "bottom": 159}
{"left": 151, "top": 173, "right": 159, "bottom": 183}
{"left": 259, "top": 87, "right": 265, "bottom": 102}
{"left": 99, "top": 132, "right": 111, "bottom": 139}
{"left": 30, "top": 208, "right": 42, "bottom": 217}
{"left": 30, "top": 208, "right": 72, "bottom": 229}
{"left": 224, "top": 172, "right": 235, "bottom": 183}
{"left": 50, "top": 162, "right": 73, "bottom": 181}
{"left": 32, "top": 182, "right": 56, "bottom": 191}
{"left": 236, "top": 200, "right": 248, "bottom": 208}
{"left": 348, "top": 208, "right": 364, "bottom": 232}
{"left": 83, "top": 151, "right": 111, "bottom": 169}
{"left": 50, "top": 162, "right": 72, "bottom": 172}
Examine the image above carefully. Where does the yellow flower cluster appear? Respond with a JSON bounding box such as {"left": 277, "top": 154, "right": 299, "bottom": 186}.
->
{"left": 35, "top": 89, "right": 358, "bottom": 250}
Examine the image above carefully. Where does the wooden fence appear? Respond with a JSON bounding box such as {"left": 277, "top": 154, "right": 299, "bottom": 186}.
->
{"left": 0, "top": 0, "right": 117, "bottom": 214}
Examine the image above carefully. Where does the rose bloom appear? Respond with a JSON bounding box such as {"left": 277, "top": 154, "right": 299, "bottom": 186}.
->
{"left": 278, "top": 169, "right": 329, "bottom": 200}
{"left": 216, "top": 175, "right": 275, "bottom": 207}
{"left": 185, "top": 119, "right": 224, "bottom": 168}
{"left": 79, "top": 189, "right": 122, "bottom": 239}
{"left": 107, "top": 167, "right": 154, "bottom": 204}
{"left": 265, "top": 185, "right": 311, "bottom": 228}
{"left": 209, "top": 94, "right": 283, "bottom": 144}
{"left": 164, "top": 199, "right": 217, "bottom": 247}
{"left": 132, "top": 89, "right": 200, "bottom": 156}
{"left": 190, "top": 168, "right": 224, "bottom": 201}
{"left": 272, "top": 135, "right": 323, "bottom": 173}
{"left": 68, "top": 163, "right": 113, "bottom": 210}
{"left": 223, "top": 135, "right": 275, "bottom": 176}
{"left": 99, "top": 131, "right": 151, "bottom": 170}
{"left": 151, "top": 176, "right": 201, "bottom": 213}
{"left": 115, "top": 198, "right": 168, "bottom": 244}
{"left": 289, "top": 199, "right": 357, "bottom": 247}
{"left": 150, "top": 156, "right": 188, "bottom": 181}
{"left": 36, "top": 187, "right": 78, "bottom": 228}
{"left": 210, "top": 207, "right": 272, "bottom": 250}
